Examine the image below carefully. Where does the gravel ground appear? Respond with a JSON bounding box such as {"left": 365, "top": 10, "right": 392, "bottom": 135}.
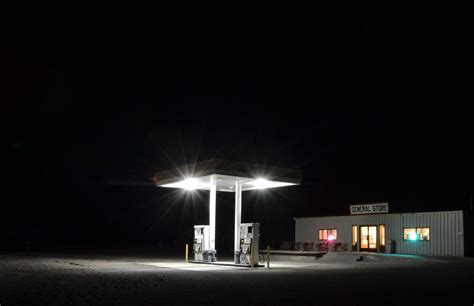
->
{"left": 0, "top": 252, "right": 473, "bottom": 305}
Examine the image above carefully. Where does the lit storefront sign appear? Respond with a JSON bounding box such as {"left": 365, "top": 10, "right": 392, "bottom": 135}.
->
{"left": 350, "top": 203, "right": 389, "bottom": 215}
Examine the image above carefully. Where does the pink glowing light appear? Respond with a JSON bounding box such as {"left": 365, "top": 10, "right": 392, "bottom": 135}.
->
{"left": 327, "top": 235, "right": 336, "bottom": 241}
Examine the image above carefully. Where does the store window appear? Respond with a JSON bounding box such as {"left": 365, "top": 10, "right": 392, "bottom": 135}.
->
{"left": 318, "top": 229, "right": 338, "bottom": 241}
{"left": 403, "top": 227, "right": 430, "bottom": 241}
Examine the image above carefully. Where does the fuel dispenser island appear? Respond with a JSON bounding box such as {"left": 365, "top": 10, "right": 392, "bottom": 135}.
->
{"left": 193, "top": 225, "right": 216, "bottom": 263}
{"left": 154, "top": 160, "right": 303, "bottom": 267}
{"left": 236, "top": 223, "right": 260, "bottom": 265}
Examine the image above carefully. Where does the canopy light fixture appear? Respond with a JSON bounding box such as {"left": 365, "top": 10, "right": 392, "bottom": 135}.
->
{"left": 251, "top": 178, "right": 272, "bottom": 189}
{"left": 247, "top": 178, "right": 296, "bottom": 190}
{"left": 155, "top": 159, "right": 302, "bottom": 192}
{"left": 161, "top": 177, "right": 208, "bottom": 190}
{"left": 182, "top": 178, "right": 198, "bottom": 190}
{"left": 160, "top": 176, "right": 297, "bottom": 192}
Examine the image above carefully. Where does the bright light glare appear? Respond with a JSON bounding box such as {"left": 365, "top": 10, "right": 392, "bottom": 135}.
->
{"left": 182, "top": 178, "right": 199, "bottom": 190}
{"left": 162, "top": 177, "right": 209, "bottom": 190}
{"left": 246, "top": 178, "right": 296, "bottom": 190}
{"left": 409, "top": 232, "right": 418, "bottom": 241}
{"left": 327, "top": 235, "right": 336, "bottom": 241}
{"left": 252, "top": 178, "right": 272, "bottom": 189}
{"left": 161, "top": 177, "right": 208, "bottom": 190}
{"left": 160, "top": 176, "right": 297, "bottom": 191}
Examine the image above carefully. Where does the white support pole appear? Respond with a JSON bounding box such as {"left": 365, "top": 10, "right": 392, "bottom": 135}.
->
{"left": 234, "top": 181, "right": 242, "bottom": 263}
{"left": 209, "top": 176, "right": 216, "bottom": 251}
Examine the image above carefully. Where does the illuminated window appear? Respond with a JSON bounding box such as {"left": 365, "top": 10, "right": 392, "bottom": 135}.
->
{"left": 379, "top": 225, "right": 385, "bottom": 246}
{"left": 417, "top": 228, "right": 430, "bottom": 241}
{"left": 404, "top": 228, "right": 417, "bottom": 240}
{"left": 403, "top": 227, "right": 430, "bottom": 241}
{"left": 318, "top": 229, "right": 337, "bottom": 241}
{"left": 352, "top": 225, "right": 358, "bottom": 246}
{"left": 319, "top": 229, "right": 327, "bottom": 240}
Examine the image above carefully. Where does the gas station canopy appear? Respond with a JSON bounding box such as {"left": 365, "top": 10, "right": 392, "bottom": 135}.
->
{"left": 154, "top": 159, "right": 302, "bottom": 191}
{"left": 154, "top": 159, "right": 302, "bottom": 264}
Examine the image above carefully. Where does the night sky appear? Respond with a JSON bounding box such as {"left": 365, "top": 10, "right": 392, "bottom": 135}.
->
{"left": 3, "top": 11, "right": 473, "bottom": 253}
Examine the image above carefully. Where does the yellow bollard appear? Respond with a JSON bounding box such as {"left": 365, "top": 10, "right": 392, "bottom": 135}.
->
{"left": 266, "top": 245, "right": 270, "bottom": 269}
{"left": 185, "top": 243, "right": 189, "bottom": 262}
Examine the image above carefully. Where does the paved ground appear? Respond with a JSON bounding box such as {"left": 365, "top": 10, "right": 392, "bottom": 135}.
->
{"left": 0, "top": 252, "right": 473, "bottom": 305}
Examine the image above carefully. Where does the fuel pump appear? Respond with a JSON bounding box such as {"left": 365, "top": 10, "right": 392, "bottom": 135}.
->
{"left": 238, "top": 223, "right": 260, "bottom": 265}
{"left": 193, "top": 225, "right": 210, "bottom": 262}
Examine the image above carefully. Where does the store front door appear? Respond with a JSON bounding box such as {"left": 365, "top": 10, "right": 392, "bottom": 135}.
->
{"left": 360, "top": 225, "right": 377, "bottom": 252}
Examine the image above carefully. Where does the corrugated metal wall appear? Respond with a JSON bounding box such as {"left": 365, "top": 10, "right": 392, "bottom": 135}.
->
{"left": 295, "top": 210, "right": 464, "bottom": 257}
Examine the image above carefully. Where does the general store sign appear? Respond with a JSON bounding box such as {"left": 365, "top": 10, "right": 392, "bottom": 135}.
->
{"left": 350, "top": 203, "right": 389, "bottom": 215}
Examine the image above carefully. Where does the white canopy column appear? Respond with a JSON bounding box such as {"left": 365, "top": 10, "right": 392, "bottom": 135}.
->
{"left": 209, "top": 175, "right": 216, "bottom": 250}
{"left": 234, "top": 180, "right": 242, "bottom": 263}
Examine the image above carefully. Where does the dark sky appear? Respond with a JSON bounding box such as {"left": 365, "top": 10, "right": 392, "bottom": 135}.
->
{"left": 3, "top": 11, "right": 473, "bottom": 251}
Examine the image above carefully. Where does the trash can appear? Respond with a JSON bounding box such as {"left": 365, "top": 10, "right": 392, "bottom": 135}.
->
{"left": 390, "top": 240, "right": 396, "bottom": 254}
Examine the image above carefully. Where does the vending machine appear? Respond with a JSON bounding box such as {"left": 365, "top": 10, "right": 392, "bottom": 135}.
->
{"left": 237, "top": 223, "right": 260, "bottom": 265}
